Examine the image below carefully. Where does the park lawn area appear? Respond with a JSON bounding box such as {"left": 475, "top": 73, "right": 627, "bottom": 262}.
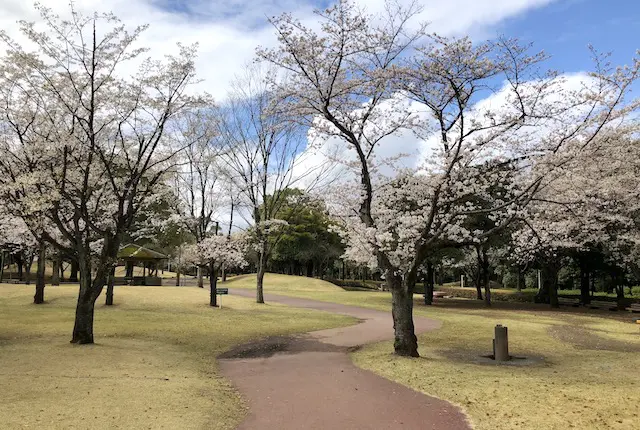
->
{"left": 0, "top": 283, "right": 354, "bottom": 430}
{"left": 230, "top": 273, "right": 640, "bottom": 430}
{"left": 226, "top": 273, "right": 343, "bottom": 294}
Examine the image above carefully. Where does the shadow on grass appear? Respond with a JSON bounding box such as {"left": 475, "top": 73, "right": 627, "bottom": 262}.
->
{"left": 548, "top": 325, "right": 640, "bottom": 352}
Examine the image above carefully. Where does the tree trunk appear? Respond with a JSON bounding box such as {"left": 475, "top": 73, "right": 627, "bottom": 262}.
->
{"left": 482, "top": 248, "right": 491, "bottom": 307}
{"left": 34, "top": 241, "right": 46, "bottom": 304}
{"left": 71, "top": 258, "right": 97, "bottom": 344}
{"left": 579, "top": 262, "right": 591, "bottom": 305}
{"left": 474, "top": 246, "right": 483, "bottom": 301}
{"left": 175, "top": 269, "right": 181, "bottom": 287}
{"left": 537, "top": 264, "right": 559, "bottom": 307}
{"left": 388, "top": 271, "right": 419, "bottom": 357}
{"left": 70, "top": 234, "right": 119, "bottom": 344}
{"left": 105, "top": 267, "right": 116, "bottom": 306}
{"left": 25, "top": 255, "right": 33, "bottom": 285}
{"left": 256, "top": 242, "right": 267, "bottom": 304}
{"left": 197, "top": 266, "right": 204, "bottom": 288}
{"left": 125, "top": 261, "right": 134, "bottom": 278}
{"left": 221, "top": 263, "right": 227, "bottom": 282}
{"left": 549, "top": 267, "right": 559, "bottom": 308}
{"left": 517, "top": 266, "right": 525, "bottom": 292}
{"left": 209, "top": 261, "right": 218, "bottom": 307}
{"left": 424, "top": 261, "right": 434, "bottom": 305}
{"left": 306, "top": 260, "right": 314, "bottom": 277}
{"left": 69, "top": 259, "right": 79, "bottom": 282}
{"left": 72, "top": 299, "right": 95, "bottom": 344}
{"left": 16, "top": 255, "right": 24, "bottom": 281}
{"left": 52, "top": 256, "right": 60, "bottom": 286}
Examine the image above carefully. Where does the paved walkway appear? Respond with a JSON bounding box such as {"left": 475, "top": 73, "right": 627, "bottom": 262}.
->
{"left": 218, "top": 289, "right": 471, "bottom": 429}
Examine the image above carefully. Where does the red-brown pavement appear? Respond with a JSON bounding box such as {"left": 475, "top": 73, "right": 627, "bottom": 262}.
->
{"left": 218, "top": 289, "right": 472, "bottom": 430}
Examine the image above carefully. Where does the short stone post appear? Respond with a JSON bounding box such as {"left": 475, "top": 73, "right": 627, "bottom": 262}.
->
{"left": 494, "top": 324, "right": 509, "bottom": 361}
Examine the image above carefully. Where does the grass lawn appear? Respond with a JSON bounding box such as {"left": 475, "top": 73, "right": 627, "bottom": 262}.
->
{"left": 0, "top": 283, "right": 354, "bottom": 429}
{"left": 229, "top": 273, "right": 640, "bottom": 430}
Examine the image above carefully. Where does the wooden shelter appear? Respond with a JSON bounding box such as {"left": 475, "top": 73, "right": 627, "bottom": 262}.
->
{"left": 117, "top": 244, "right": 167, "bottom": 286}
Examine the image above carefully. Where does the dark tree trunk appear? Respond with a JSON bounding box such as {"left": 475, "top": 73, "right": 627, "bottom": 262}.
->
{"left": 72, "top": 298, "right": 95, "bottom": 344}
{"left": 209, "top": 261, "right": 218, "bottom": 307}
{"left": 25, "top": 255, "right": 33, "bottom": 285}
{"left": 342, "top": 260, "right": 346, "bottom": 281}
{"left": 197, "top": 266, "right": 204, "bottom": 288}
{"left": 51, "top": 256, "right": 60, "bottom": 286}
{"left": 388, "top": 271, "right": 419, "bottom": 357}
{"left": 70, "top": 235, "right": 120, "bottom": 344}
{"left": 579, "top": 262, "right": 591, "bottom": 305}
{"left": 256, "top": 242, "right": 267, "bottom": 304}
{"left": 221, "top": 263, "right": 227, "bottom": 282}
{"left": 424, "top": 261, "right": 434, "bottom": 305}
{"left": 16, "top": 255, "right": 24, "bottom": 281}
{"left": 71, "top": 258, "right": 97, "bottom": 344}
{"left": 482, "top": 248, "right": 491, "bottom": 307}
{"left": 105, "top": 267, "right": 115, "bottom": 306}
{"left": 69, "top": 259, "right": 79, "bottom": 282}
{"left": 175, "top": 269, "right": 181, "bottom": 286}
{"left": 537, "top": 264, "right": 559, "bottom": 307}
{"left": 549, "top": 267, "right": 559, "bottom": 308}
{"left": 306, "top": 260, "right": 314, "bottom": 278}
{"left": 34, "top": 241, "right": 46, "bottom": 304}
{"left": 517, "top": 266, "right": 525, "bottom": 292}
{"left": 125, "top": 261, "right": 134, "bottom": 278}
{"left": 474, "top": 246, "right": 483, "bottom": 301}
{"left": 580, "top": 263, "right": 591, "bottom": 305}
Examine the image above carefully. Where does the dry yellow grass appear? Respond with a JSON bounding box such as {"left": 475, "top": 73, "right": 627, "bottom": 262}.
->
{"left": 226, "top": 273, "right": 342, "bottom": 294}
{"left": 228, "top": 274, "right": 640, "bottom": 430}
{"left": 0, "top": 283, "right": 354, "bottom": 429}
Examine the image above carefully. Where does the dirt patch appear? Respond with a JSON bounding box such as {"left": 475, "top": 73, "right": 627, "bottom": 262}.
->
{"left": 218, "top": 335, "right": 345, "bottom": 359}
{"left": 549, "top": 325, "right": 640, "bottom": 352}
{"left": 439, "top": 347, "right": 546, "bottom": 367}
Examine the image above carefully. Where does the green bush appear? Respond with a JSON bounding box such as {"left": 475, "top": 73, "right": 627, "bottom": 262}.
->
{"left": 501, "top": 271, "right": 518, "bottom": 289}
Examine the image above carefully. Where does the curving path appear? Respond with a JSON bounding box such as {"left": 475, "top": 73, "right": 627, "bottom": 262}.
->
{"left": 218, "top": 289, "right": 472, "bottom": 430}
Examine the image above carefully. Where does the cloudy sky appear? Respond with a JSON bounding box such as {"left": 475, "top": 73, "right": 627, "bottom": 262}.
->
{"left": 1, "top": 0, "right": 637, "bottom": 99}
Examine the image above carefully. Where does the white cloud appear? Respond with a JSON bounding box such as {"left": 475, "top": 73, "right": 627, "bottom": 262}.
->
{"left": 1, "top": 0, "right": 559, "bottom": 99}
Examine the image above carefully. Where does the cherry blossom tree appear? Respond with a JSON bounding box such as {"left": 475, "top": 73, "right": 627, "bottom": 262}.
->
{"left": 183, "top": 233, "right": 248, "bottom": 306}
{"left": 512, "top": 127, "right": 640, "bottom": 306}
{"left": 0, "top": 3, "right": 207, "bottom": 343}
{"left": 260, "top": 0, "right": 640, "bottom": 356}
{"left": 169, "top": 110, "right": 223, "bottom": 288}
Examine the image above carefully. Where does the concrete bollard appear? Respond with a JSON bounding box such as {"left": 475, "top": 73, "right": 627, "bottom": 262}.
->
{"left": 494, "top": 324, "right": 509, "bottom": 361}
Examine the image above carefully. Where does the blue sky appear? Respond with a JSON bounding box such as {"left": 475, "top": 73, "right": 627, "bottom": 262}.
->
{"left": 495, "top": 0, "right": 639, "bottom": 76}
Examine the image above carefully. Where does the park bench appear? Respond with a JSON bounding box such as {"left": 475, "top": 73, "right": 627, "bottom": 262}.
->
{"left": 585, "top": 300, "right": 617, "bottom": 311}
{"left": 557, "top": 297, "right": 580, "bottom": 307}
{"left": 626, "top": 303, "right": 640, "bottom": 313}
